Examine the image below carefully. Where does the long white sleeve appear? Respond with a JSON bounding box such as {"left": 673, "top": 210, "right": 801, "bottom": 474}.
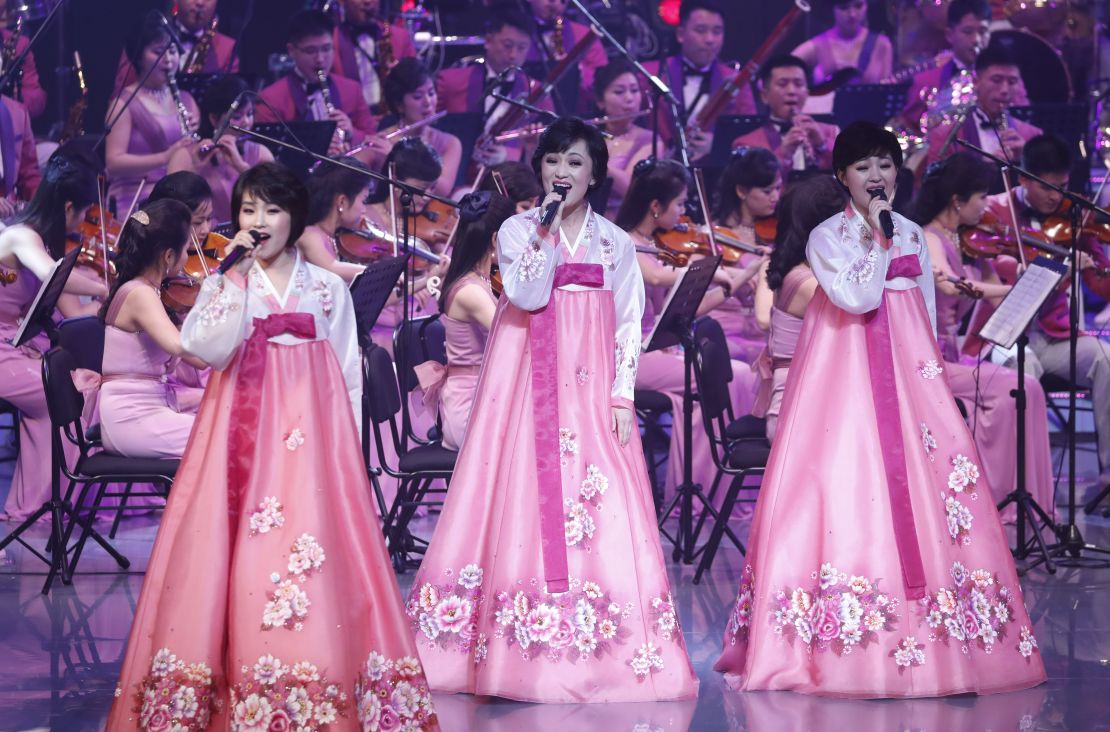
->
{"left": 181, "top": 272, "right": 251, "bottom": 370}
{"left": 497, "top": 210, "right": 561, "bottom": 312}
{"left": 807, "top": 215, "right": 888, "bottom": 315}
{"left": 609, "top": 228, "right": 645, "bottom": 406}
{"left": 327, "top": 276, "right": 363, "bottom": 433}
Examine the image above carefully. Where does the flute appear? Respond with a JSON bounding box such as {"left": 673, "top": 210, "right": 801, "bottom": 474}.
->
{"left": 491, "top": 111, "right": 645, "bottom": 144}
{"left": 384, "top": 110, "right": 447, "bottom": 141}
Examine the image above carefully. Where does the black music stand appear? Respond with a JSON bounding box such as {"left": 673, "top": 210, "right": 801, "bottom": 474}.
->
{"left": 651, "top": 255, "right": 723, "bottom": 563}
{"left": 0, "top": 248, "right": 125, "bottom": 593}
{"left": 831, "top": 83, "right": 909, "bottom": 129}
{"left": 980, "top": 256, "right": 1068, "bottom": 572}
{"left": 710, "top": 115, "right": 768, "bottom": 161}
{"left": 434, "top": 112, "right": 483, "bottom": 188}
{"left": 174, "top": 72, "right": 264, "bottom": 102}
{"left": 251, "top": 121, "right": 336, "bottom": 179}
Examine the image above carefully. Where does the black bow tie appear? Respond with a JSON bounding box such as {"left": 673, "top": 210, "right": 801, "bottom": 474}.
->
{"left": 348, "top": 22, "right": 381, "bottom": 40}
{"left": 683, "top": 63, "right": 710, "bottom": 79}
{"left": 771, "top": 118, "right": 792, "bottom": 134}
{"left": 304, "top": 81, "right": 323, "bottom": 95}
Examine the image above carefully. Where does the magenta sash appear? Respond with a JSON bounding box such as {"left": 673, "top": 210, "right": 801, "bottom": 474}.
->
{"left": 862, "top": 255, "right": 927, "bottom": 600}
{"left": 227, "top": 313, "right": 317, "bottom": 527}
{"left": 529, "top": 263, "right": 605, "bottom": 593}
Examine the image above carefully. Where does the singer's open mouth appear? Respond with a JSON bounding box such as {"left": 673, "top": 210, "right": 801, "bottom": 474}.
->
{"left": 257, "top": 233, "right": 271, "bottom": 241}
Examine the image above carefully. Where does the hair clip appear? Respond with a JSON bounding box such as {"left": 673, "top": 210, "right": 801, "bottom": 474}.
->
{"left": 130, "top": 210, "right": 150, "bottom": 226}
{"left": 731, "top": 146, "right": 753, "bottom": 158}
{"left": 459, "top": 191, "right": 492, "bottom": 224}
{"left": 633, "top": 157, "right": 659, "bottom": 176}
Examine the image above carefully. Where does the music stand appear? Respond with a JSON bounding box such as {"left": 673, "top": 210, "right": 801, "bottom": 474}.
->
{"left": 980, "top": 256, "right": 1067, "bottom": 573}
{"left": 710, "top": 115, "right": 769, "bottom": 161}
{"left": 434, "top": 112, "right": 483, "bottom": 189}
{"left": 12, "top": 247, "right": 80, "bottom": 347}
{"left": 174, "top": 72, "right": 264, "bottom": 102}
{"left": 831, "top": 83, "right": 909, "bottom": 130}
{"left": 251, "top": 121, "right": 336, "bottom": 179}
{"left": 650, "top": 255, "right": 724, "bottom": 563}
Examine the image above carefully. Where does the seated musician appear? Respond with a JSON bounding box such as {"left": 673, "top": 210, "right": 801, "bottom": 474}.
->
{"left": 0, "top": 4, "right": 46, "bottom": 118}
{"left": 791, "top": 0, "right": 893, "bottom": 87}
{"left": 256, "top": 10, "right": 379, "bottom": 157}
{"left": 924, "top": 44, "right": 1040, "bottom": 173}
{"left": 594, "top": 60, "right": 653, "bottom": 217}
{"left": 640, "top": 0, "right": 756, "bottom": 160}
{"left": 435, "top": 6, "right": 552, "bottom": 167}
{"left": 113, "top": 0, "right": 239, "bottom": 93}
{"left": 899, "top": 0, "right": 990, "bottom": 141}
{"left": 475, "top": 160, "right": 542, "bottom": 214}
{"left": 299, "top": 156, "right": 372, "bottom": 284}
{"left": 355, "top": 58, "right": 463, "bottom": 196}
{"left": 167, "top": 75, "right": 274, "bottom": 224}
{"left": 0, "top": 94, "right": 40, "bottom": 221}
{"left": 731, "top": 55, "right": 838, "bottom": 174}
{"left": 522, "top": 0, "right": 608, "bottom": 115}
{"left": 330, "top": 0, "right": 416, "bottom": 112}
{"left": 985, "top": 134, "right": 1110, "bottom": 487}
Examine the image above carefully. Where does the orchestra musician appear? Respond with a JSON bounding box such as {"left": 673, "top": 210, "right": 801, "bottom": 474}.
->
{"left": 0, "top": 2, "right": 46, "bottom": 118}
{"left": 791, "top": 0, "right": 893, "bottom": 88}
{"left": 330, "top": 0, "right": 417, "bottom": 111}
{"left": 522, "top": 0, "right": 608, "bottom": 115}
{"left": 0, "top": 93, "right": 40, "bottom": 220}
{"left": 593, "top": 60, "right": 653, "bottom": 217}
{"left": 256, "top": 10, "right": 379, "bottom": 157}
{"left": 299, "top": 156, "right": 371, "bottom": 284}
{"left": 113, "top": 0, "right": 239, "bottom": 93}
{"left": 474, "top": 160, "right": 542, "bottom": 213}
{"left": 730, "top": 55, "right": 838, "bottom": 174}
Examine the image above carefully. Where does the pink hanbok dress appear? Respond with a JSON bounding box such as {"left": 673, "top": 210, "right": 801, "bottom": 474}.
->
{"left": 715, "top": 205, "right": 1046, "bottom": 698}
{"left": 414, "top": 273, "right": 495, "bottom": 450}
{"left": 107, "top": 254, "right": 439, "bottom": 730}
{"left": 751, "top": 266, "right": 813, "bottom": 442}
{"left": 928, "top": 225, "right": 1054, "bottom": 520}
{"left": 407, "top": 207, "right": 699, "bottom": 703}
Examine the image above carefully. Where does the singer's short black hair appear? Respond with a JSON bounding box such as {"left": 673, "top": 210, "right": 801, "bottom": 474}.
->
{"left": 231, "top": 162, "right": 309, "bottom": 248}
{"left": 948, "top": 0, "right": 991, "bottom": 26}
{"left": 531, "top": 117, "right": 609, "bottom": 191}
{"left": 147, "top": 171, "right": 214, "bottom": 214}
{"left": 124, "top": 10, "right": 176, "bottom": 72}
{"left": 287, "top": 10, "right": 335, "bottom": 45}
{"left": 1022, "top": 134, "right": 1071, "bottom": 176}
{"left": 975, "top": 43, "right": 1020, "bottom": 74}
{"left": 679, "top": 0, "right": 725, "bottom": 25}
{"left": 832, "top": 121, "right": 903, "bottom": 173}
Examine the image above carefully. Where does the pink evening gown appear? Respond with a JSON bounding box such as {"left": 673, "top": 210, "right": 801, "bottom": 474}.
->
{"left": 106, "top": 254, "right": 439, "bottom": 730}
{"left": 715, "top": 204, "right": 1046, "bottom": 698}
{"left": 406, "top": 206, "right": 699, "bottom": 703}
{"left": 751, "top": 266, "right": 813, "bottom": 443}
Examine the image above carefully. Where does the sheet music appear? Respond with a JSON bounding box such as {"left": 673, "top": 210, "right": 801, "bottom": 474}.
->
{"left": 980, "top": 256, "right": 1067, "bottom": 349}
{"left": 643, "top": 265, "right": 689, "bottom": 352}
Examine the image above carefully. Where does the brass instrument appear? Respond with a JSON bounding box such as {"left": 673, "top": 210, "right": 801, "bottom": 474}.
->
{"left": 59, "top": 51, "right": 88, "bottom": 144}
{"left": 167, "top": 72, "right": 199, "bottom": 141}
{"left": 183, "top": 14, "right": 218, "bottom": 74}
{"left": 882, "top": 50, "right": 952, "bottom": 85}
{"left": 1, "top": 13, "right": 23, "bottom": 99}
{"left": 553, "top": 15, "right": 565, "bottom": 59}
{"left": 378, "top": 19, "right": 395, "bottom": 72}
{"left": 316, "top": 68, "right": 349, "bottom": 148}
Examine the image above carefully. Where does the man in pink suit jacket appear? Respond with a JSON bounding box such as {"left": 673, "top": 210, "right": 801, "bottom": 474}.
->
{"left": 0, "top": 28, "right": 46, "bottom": 119}
{"left": 521, "top": 0, "right": 607, "bottom": 115}
{"left": 0, "top": 95, "right": 41, "bottom": 216}
{"left": 256, "top": 10, "right": 378, "bottom": 155}
{"left": 330, "top": 0, "right": 417, "bottom": 111}
{"left": 112, "top": 0, "right": 240, "bottom": 94}
{"left": 640, "top": 0, "right": 756, "bottom": 160}
{"left": 732, "top": 56, "right": 837, "bottom": 172}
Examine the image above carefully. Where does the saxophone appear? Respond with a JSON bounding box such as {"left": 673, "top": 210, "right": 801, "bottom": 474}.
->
{"left": 167, "top": 72, "right": 199, "bottom": 141}
{"left": 377, "top": 20, "right": 395, "bottom": 73}
{"left": 184, "top": 15, "right": 218, "bottom": 74}
{"left": 316, "top": 68, "right": 349, "bottom": 149}
{"left": 1, "top": 14, "right": 24, "bottom": 100}
{"left": 553, "top": 15, "right": 565, "bottom": 59}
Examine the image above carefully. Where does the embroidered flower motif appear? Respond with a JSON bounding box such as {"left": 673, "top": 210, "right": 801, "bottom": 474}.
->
{"left": 772, "top": 564, "right": 898, "bottom": 655}
{"left": 132, "top": 649, "right": 218, "bottom": 731}
{"left": 892, "top": 636, "right": 926, "bottom": 670}
{"left": 940, "top": 453, "right": 980, "bottom": 544}
{"left": 919, "top": 359, "right": 944, "bottom": 380}
{"left": 407, "top": 565, "right": 485, "bottom": 654}
{"left": 575, "top": 367, "right": 590, "bottom": 385}
{"left": 649, "top": 593, "right": 681, "bottom": 641}
{"left": 629, "top": 642, "right": 665, "bottom": 679}
{"left": 284, "top": 428, "right": 305, "bottom": 452}
{"left": 725, "top": 566, "right": 755, "bottom": 646}
{"left": 198, "top": 280, "right": 240, "bottom": 328}
{"left": 1016, "top": 626, "right": 1039, "bottom": 659}
{"left": 559, "top": 428, "right": 579, "bottom": 464}
{"left": 846, "top": 249, "right": 878, "bottom": 285}
{"left": 518, "top": 246, "right": 547, "bottom": 282}
{"left": 614, "top": 334, "right": 641, "bottom": 395}
{"left": 944, "top": 495, "right": 974, "bottom": 545}
{"left": 579, "top": 464, "right": 609, "bottom": 501}
{"left": 920, "top": 562, "right": 1018, "bottom": 654}
{"left": 600, "top": 235, "right": 615, "bottom": 269}
{"left": 564, "top": 500, "right": 596, "bottom": 547}
{"left": 248, "top": 497, "right": 285, "bottom": 537}
{"left": 311, "top": 278, "right": 333, "bottom": 317}
{"left": 230, "top": 653, "right": 356, "bottom": 731}
{"left": 920, "top": 422, "right": 937, "bottom": 461}
{"left": 262, "top": 579, "right": 309, "bottom": 630}
{"left": 286, "top": 533, "right": 326, "bottom": 581}
{"left": 947, "top": 454, "right": 981, "bottom": 492}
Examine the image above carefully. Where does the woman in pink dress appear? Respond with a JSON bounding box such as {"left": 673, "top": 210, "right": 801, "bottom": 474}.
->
{"left": 167, "top": 75, "right": 274, "bottom": 224}
{"left": 0, "top": 153, "right": 109, "bottom": 520}
{"left": 615, "top": 158, "right": 762, "bottom": 497}
{"left": 594, "top": 60, "right": 653, "bottom": 216}
{"left": 107, "top": 163, "right": 439, "bottom": 730}
{"left": 299, "top": 157, "right": 372, "bottom": 284}
{"left": 792, "top": 0, "right": 893, "bottom": 86}
{"left": 751, "top": 176, "right": 848, "bottom": 442}
{"left": 415, "top": 192, "right": 515, "bottom": 450}
{"left": 909, "top": 152, "right": 1055, "bottom": 520}
{"left": 407, "top": 118, "right": 699, "bottom": 703}
{"left": 106, "top": 11, "right": 200, "bottom": 213}
{"left": 715, "top": 122, "right": 1046, "bottom": 697}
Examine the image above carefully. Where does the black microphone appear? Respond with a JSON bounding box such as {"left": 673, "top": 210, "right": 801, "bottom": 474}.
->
{"left": 217, "top": 230, "right": 263, "bottom": 274}
{"left": 868, "top": 188, "right": 895, "bottom": 240}
{"left": 202, "top": 90, "right": 248, "bottom": 156}
{"left": 540, "top": 183, "right": 571, "bottom": 228}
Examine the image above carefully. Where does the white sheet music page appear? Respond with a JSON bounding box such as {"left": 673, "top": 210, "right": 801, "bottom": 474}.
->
{"left": 980, "top": 256, "right": 1067, "bottom": 349}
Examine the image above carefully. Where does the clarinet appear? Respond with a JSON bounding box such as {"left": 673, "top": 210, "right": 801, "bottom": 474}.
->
{"left": 167, "top": 73, "right": 199, "bottom": 141}
{"left": 316, "top": 68, "right": 349, "bottom": 148}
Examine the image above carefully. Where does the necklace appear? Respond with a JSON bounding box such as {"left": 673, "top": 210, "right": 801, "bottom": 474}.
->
{"left": 141, "top": 85, "right": 171, "bottom": 103}
{"left": 931, "top": 220, "right": 959, "bottom": 243}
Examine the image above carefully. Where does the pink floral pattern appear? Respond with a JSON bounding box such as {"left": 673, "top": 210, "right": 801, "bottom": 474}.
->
{"left": 284, "top": 428, "right": 305, "bottom": 452}
{"left": 920, "top": 422, "right": 937, "bottom": 461}
{"left": 518, "top": 246, "right": 547, "bottom": 282}
{"left": 891, "top": 636, "right": 926, "bottom": 670}
{"left": 564, "top": 464, "right": 609, "bottom": 549}
{"left": 197, "top": 279, "right": 240, "bottom": 328}
{"left": 918, "top": 359, "right": 944, "bottom": 380}
{"left": 1017, "top": 625, "right": 1039, "bottom": 659}
{"left": 941, "top": 453, "right": 981, "bottom": 545}
{"left": 230, "top": 655, "right": 348, "bottom": 730}
{"left": 845, "top": 249, "right": 878, "bottom": 285}
{"left": 132, "top": 648, "right": 219, "bottom": 731}
{"left": 771, "top": 563, "right": 899, "bottom": 655}
{"left": 628, "top": 642, "right": 664, "bottom": 679}
{"left": 920, "top": 562, "right": 1018, "bottom": 654}
{"left": 408, "top": 563, "right": 486, "bottom": 655}
{"left": 262, "top": 533, "right": 326, "bottom": 632}
{"left": 310, "top": 279, "right": 334, "bottom": 317}
{"left": 649, "top": 593, "right": 681, "bottom": 642}
{"left": 248, "top": 496, "right": 285, "bottom": 537}
{"left": 354, "top": 652, "right": 438, "bottom": 731}
{"left": 600, "top": 235, "right": 615, "bottom": 270}
{"left": 725, "top": 566, "right": 755, "bottom": 646}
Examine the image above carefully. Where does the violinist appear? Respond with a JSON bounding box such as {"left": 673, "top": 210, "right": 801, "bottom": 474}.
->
{"left": 475, "top": 161, "right": 543, "bottom": 214}
{"left": 731, "top": 56, "right": 838, "bottom": 174}
{"left": 0, "top": 153, "right": 109, "bottom": 521}
{"left": 0, "top": 93, "right": 40, "bottom": 221}
{"left": 330, "top": 0, "right": 417, "bottom": 111}
{"left": 908, "top": 152, "right": 1055, "bottom": 518}
{"left": 104, "top": 11, "right": 201, "bottom": 213}
{"left": 167, "top": 75, "right": 274, "bottom": 223}
{"left": 791, "top": 0, "right": 893, "bottom": 89}
{"left": 414, "top": 192, "right": 515, "bottom": 450}
{"left": 299, "top": 156, "right": 371, "bottom": 284}
{"left": 710, "top": 146, "right": 782, "bottom": 362}
{"left": 594, "top": 60, "right": 653, "bottom": 217}
{"left": 146, "top": 171, "right": 215, "bottom": 252}
{"left": 615, "top": 157, "right": 761, "bottom": 497}
{"left": 986, "top": 134, "right": 1110, "bottom": 484}
{"left": 523, "top": 0, "right": 608, "bottom": 115}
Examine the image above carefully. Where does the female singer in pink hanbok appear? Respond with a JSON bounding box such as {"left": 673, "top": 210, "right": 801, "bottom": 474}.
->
{"left": 407, "top": 118, "right": 699, "bottom": 703}
{"left": 715, "top": 123, "right": 1046, "bottom": 698}
{"left": 107, "top": 163, "right": 439, "bottom": 730}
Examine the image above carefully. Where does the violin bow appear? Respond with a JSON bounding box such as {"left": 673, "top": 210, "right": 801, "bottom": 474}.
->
{"left": 691, "top": 167, "right": 720, "bottom": 258}
{"left": 387, "top": 161, "right": 400, "bottom": 258}
{"left": 96, "top": 176, "right": 110, "bottom": 291}
{"left": 998, "top": 163, "right": 1028, "bottom": 269}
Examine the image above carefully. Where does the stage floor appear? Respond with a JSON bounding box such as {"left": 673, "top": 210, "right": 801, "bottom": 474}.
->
{"left": 1, "top": 454, "right": 1108, "bottom": 730}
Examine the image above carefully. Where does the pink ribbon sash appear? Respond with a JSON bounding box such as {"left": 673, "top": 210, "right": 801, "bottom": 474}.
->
{"left": 227, "top": 313, "right": 317, "bottom": 527}
{"left": 414, "top": 361, "right": 482, "bottom": 414}
{"left": 529, "top": 263, "right": 605, "bottom": 593}
{"left": 887, "top": 253, "right": 923, "bottom": 280}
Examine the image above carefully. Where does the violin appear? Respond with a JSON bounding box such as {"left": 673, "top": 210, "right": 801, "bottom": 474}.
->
{"left": 958, "top": 208, "right": 1070, "bottom": 263}
{"left": 652, "top": 217, "right": 767, "bottom": 268}
{"left": 67, "top": 205, "right": 122, "bottom": 278}
{"left": 490, "top": 264, "right": 503, "bottom": 298}
{"left": 753, "top": 217, "right": 778, "bottom": 246}
{"left": 414, "top": 199, "right": 457, "bottom": 247}
{"left": 160, "top": 232, "right": 227, "bottom": 316}
{"left": 1041, "top": 198, "right": 1110, "bottom": 248}
{"left": 335, "top": 218, "right": 442, "bottom": 270}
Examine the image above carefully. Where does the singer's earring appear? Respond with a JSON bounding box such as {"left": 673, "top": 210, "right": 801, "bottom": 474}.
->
{"left": 338, "top": 206, "right": 343, "bottom": 214}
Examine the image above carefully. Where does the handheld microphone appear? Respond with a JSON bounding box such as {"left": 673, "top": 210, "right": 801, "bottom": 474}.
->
{"left": 868, "top": 188, "right": 895, "bottom": 240}
{"left": 217, "top": 230, "right": 263, "bottom": 274}
{"left": 540, "top": 183, "right": 571, "bottom": 229}
{"left": 202, "top": 90, "right": 248, "bottom": 156}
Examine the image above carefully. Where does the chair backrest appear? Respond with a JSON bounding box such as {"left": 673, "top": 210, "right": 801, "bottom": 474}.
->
{"left": 393, "top": 314, "right": 444, "bottom": 393}
{"left": 42, "top": 347, "right": 87, "bottom": 450}
{"left": 692, "top": 334, "right": 737, "bottom": 470}
{"left": 56, "top": 316, "right": 106, "bottom": 373}
{"left": 363, "top": 343, "right": 402, "bottom": 424}
{"left": 693, "top": 316, "right": 733, "bottom": 385}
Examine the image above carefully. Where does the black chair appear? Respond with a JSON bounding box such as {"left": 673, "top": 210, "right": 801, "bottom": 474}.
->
{"left": 55, "top": 316, "right": 105, "bottom": 373}
{"left": 363, "top": 343, "right": 457, "bottom": 569}
{"left": 634, "top": 389, "right": 672, "bottom": 515}
{"left": 393, "top": 314, "right": 447, "bottom": 445}
{"left": 1039, "top": 372, "right": 1102, "bottom": 512}
{"left": 42, "top": 347, "right": 178, "bottom": 588}
{"left": 0, "top": 397, "right": 19, "bottom": 463}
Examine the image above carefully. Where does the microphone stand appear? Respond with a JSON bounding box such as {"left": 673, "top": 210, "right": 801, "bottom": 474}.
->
{"left": 488, "top": 91, "right": 559, "bottom": 123}
{"left": 0, "top": 0, "right": 65, "bottom": 97}
{"left": 566, "top": 0, "right": 688, "bottom": 166}
{"left": 958, "top": 138, "right": 1110, "bottom": 570}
